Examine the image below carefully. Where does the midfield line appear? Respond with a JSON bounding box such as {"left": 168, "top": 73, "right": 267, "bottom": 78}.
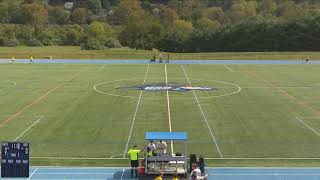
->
{"left": 181, "top": 65, "right": 223, "bottom": 158}
{"left": 123, "top": 64, "right": 150, "bottom": 157}
{"left": 165, "top": 64, "right": 174, "bottom": 154}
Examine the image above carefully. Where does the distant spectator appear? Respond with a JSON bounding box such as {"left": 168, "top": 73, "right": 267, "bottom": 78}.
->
{"left": 198, "top": 157, "right": 205, "bottom": 175}
{"left": 157, "top": 140, "right": 167, "bottom": 155}
{"left": 147, "top": 140, "right": 156, "bottom": 152}
{"left": 305, "top": 56, "right": 310, "bottom": 64}
{"left": 172, "top": 173, "right": 179, "bottom": 180}
{"left": 190, "top": 163, "right": 206, "bottom": 180}
{"left": 159, "top": 53, "right": 163, "bottom": 63}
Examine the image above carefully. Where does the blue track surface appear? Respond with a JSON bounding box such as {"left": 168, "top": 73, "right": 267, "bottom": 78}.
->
{"left": 1, "top": 59, "right": 320, "bottom": 65}
{"left": 2, "top": 167, "right": 320, "bottom": 179}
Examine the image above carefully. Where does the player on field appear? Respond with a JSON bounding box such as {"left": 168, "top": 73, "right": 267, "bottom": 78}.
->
{"left": 159, "top": 53, "right": 163, "bottom": 63}
{"left": 11, "top": 56, "right": 15, "bottom": 64}
{"left": 127, "top": 145, "right": 140, "bottom": 178}
{"left": 30, "top": 56, "right": 34, "bottom": 64}
{"left": 166, "top": 53, "right": 170, "bottom": 64}
{"left": 305, "top": 56, "right": 310, "bottom": 64}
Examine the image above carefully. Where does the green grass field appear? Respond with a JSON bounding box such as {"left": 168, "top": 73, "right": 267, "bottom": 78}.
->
{"left": 0, "top": 46, "right": 319, "bottom": 60}
{"left": 1, "top": 63, "right": 320, "bottom": 167}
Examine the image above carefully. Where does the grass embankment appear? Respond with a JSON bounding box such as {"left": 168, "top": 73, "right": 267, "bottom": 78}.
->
{"left": 0, "top": 46, "right": 318, "bottom": 60}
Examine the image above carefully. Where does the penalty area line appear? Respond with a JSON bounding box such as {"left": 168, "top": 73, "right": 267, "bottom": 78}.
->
{"left": 296, "top": 116, "right": 320, "bottom": 137}
{"left": 123, "top": 64, "right": 150, "bottom": 157}
{"left": 0, "top": 72, "right": 81, "bottom": 128}
{"left": 13, "top": 115, "right": 44, "bottom": 141}
{"left": 224, "top": 65, "right": 234, "bottom": 72}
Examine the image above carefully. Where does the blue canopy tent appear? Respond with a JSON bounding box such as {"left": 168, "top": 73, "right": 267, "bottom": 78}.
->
{"left": 144, "top": 132, "right": 188, "bottom": 176}
{"left": 145, "top": 132, "right": 188, "bottom": 141}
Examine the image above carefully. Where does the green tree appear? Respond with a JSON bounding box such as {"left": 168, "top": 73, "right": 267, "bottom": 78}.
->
{"left": 277, "top": 1, "right": 302, "bottom": 18}
{"left": 195, "top": 17, "right": 220, "bottom": 31}
{"left": 158, "top": 20, "right": 193, "bottom": 52}
{"left": 158, "top": 5, "right": 178, "bottom": 26}
{"left": 114, "top": 0, "right": 144, "bottom": 24}
{"left": 227, "top": 0, "right": 258, "bottom": 22}
{"left": 71, "top": 8, "right": 88, "bottom": 24}
{"left": 258, "top": 0, "right": 277, "bottom": 16}
{"left": 49, "top": 7, "right": 71, "bottom": 25}
{"left": 203, "top": 6, "right": 224, "bottom": 22}
{"left": 88, "top": 21, "right": 115, "bottom": 43}
{"left": 119, "top": 14, "right": 164, "bottom": 50}
{"left": 61, "top": 25, "right": 83, "bottom": 45}
{"left": 87, "top": 0, "right": 102, "bottom": 14}
{"left": 21, "top": 3, "right": 48, "bottom": 27}
{"left": 0, "top": 2, "right": 10, "bottom": 23}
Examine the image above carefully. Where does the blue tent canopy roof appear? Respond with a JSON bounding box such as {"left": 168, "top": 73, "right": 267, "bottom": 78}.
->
{"left": 145, "top": 132, "right": 188, "bottom": 141}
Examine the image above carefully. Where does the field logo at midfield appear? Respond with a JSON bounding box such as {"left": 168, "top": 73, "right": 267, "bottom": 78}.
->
{"left": 117, "top": 83, "right": 217, "bottom": 92}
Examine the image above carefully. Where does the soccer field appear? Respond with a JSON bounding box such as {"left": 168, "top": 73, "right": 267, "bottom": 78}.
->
{"left": 1, "top": 63, "right": 320, "bottom": 167}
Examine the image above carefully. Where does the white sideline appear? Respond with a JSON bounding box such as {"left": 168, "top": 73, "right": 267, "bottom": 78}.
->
{"left": 181, "top": 65, "right": 223, "bottom": 158}
{"left": 296, "top": 117, "right": 320, "bottom": 137}
{"left": 13, "top": 115, "right": 44, "bottom": 141}
{"left": 165, "top": 64, "right": 174, "bottom": 154}
{"left": 123, "top": 64, "right": 150, "bottom": 157}
{"left": 29, "top": 156, "right": 320, "bottom": 160}
{"left": 224, "top": 65, "right": 234, "bottom": 72}
{"left": 120, "top": 168, "right": 125, "bottom": 180}
{"left": 27, "top": 168, "right": 38, "bottom": 180}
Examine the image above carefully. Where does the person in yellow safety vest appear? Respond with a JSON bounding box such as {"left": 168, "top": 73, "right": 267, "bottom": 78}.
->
{"left": 128, "top": 145, "right": 140, "bottom": 178}
{"left": 30, "top": 56, "right": 34, "bottom": 63}
{"left": 154, "top": 171, "right": 164, "bottom": 180}
{"left": 172, "top": 173, "right": 179, "bottom": 180}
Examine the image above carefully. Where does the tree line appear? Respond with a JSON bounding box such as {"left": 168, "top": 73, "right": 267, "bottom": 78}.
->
{"left": 0, "top": 0, "right": 320, "bottom": 52}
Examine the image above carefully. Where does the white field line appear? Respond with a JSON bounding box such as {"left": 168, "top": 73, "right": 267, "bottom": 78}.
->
{"left": 29, "top": 166, "right": 320, "bottom": 169}
{"left": 29, "top": 156, "right": 320, "bottom": 160}
{"left": 181, "top": 65, "right": 223, "bottom": 158}
{"left": 208, "top": 174, "right": 320, "bottom": 176}
{"left": 96, "top": 65, "right": 105, "bottom": 72}
{"left": 0, "top": 80, "right": 16, "bottom": 87}
{"left": 224, "top": 65, "right": 234, "bottom": 72}
{"left": 296, "top": 117, "right": 320, "bottom": 137}
{"left": 36, "top": 172, "right": 114, "bottom": 175}
{"left": 13, "top": 115, "right": 44, "bottom": 141}
{"left": 165, "top": 64, "right": 174, "bottom": 154}
{"left": 123, "top": 64, "right": 150, "bottom": 157}
{"left": 120, "top": 168, "right": 125, "bottom": 180}
{"left": 27, "top": 168, "right": 38, "bottom": 180}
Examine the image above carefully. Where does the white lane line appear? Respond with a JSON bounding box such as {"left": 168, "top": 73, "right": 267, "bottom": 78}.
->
{"left": 13, "top": 115, "right": 44, "bottom": 141}
{"left": 36, "top": 172, "right": 114, "bottom": 175}
{"left": 27, "top": 168, "right": 38, "bottom": 180}
{"left": 224, "top": 65, "right": 234, "bottom": 72}
{"left": 296, "top": 116, "right": 320, "bottom": 137}
{"left": 181, "top": 65, "right": 223, "bottom": 158}
{"left": 165, "top": 64, "right": 174, "bottom": 154}
{"left": 123, "top": 64, "right": 150, "bottom": 157}
{"left": 208, "top": 174, "right": 320, "bottom": 176}
{"left": 96, "top": 65, "right": 105, "bottom": 72}
{"left": 120, "top": 168, "right": 125, "bottom": 180}
{"left": 29, "top": 156, "right": 320, "bottom": 160}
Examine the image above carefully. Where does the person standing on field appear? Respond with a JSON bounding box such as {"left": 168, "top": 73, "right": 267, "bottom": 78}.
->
{"left": 30, "top": 56, "right": 34, "bottom": 64}
{"left": 159, "top": 53, "right": 163, "bottom": 63}
{"left": 127, "top": 145, "right": 141, "bottom": 178}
